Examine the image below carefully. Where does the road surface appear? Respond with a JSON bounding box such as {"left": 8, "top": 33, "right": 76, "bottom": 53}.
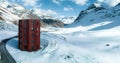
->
{"left": 0, "top": 36, "right": 17, "bottom": 63}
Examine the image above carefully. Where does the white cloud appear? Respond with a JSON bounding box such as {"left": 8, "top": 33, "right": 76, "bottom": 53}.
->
{"left": 52, "top": 0, "right": 64, "bottom": 5}
{"left": 32, "top": 8, "right": 58, "bottom": 17}
{"left": 21, "top": 0, "right": 39, "bottom": 7}
{"left": 46, "top": 10, "right": 57, "bottom": 15}
{"left": 97, "top": 0, "right": 120, "bottom": 6}
{"left": 52, "top": 0, "right": 60, "bottom": 4}
{"left": 72, "top": 0, "right": 88, "bottom": 5}
{"left": 41, "top": 9, "right": 57, "bottom": 15}
{"left": 64, "top": 7, "right": 73, "bottom": 11}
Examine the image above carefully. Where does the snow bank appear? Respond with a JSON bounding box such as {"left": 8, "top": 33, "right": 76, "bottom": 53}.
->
{"left": 0, "top": 20, "right": 18, "bottom": 31}
{"left": 0, "top": 31, "right": 17, "bottom": 42}
{"left": 6, "top": 26, "right": 120, "bottom": 63}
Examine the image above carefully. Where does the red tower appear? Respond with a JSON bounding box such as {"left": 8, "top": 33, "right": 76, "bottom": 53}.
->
{"left": 19, "top": 19, "right": 40, "bottom": 52}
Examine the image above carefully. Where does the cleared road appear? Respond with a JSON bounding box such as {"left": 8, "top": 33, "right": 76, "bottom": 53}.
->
{"left": 0, "top": 36, "right": 17, "bottom": 63}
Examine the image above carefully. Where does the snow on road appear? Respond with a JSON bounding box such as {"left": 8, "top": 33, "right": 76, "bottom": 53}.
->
{"left": 5, "top": 26, "right": 120, "bottom": 63}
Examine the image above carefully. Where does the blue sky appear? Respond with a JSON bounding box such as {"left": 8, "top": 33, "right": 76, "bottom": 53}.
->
{"left": 8, "top": 0, "right": 97, "bottom": 17}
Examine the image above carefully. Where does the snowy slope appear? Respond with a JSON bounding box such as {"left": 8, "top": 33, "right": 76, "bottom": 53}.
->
{"left": 6, "top": 26, "right": 120, "bottom": 63}
{"left": 0, "top": 20, "right": 18, "bottom": 31}
{"left": 0, "top": 31, "right": 17, "bottom": 42}
{"left": 68, "top": 3, "right": 120, "bottom": 30}
{"left": 0, "top": 5, "right": 20, "bottom": 23}
{"left": 0, "top": 0, "right": 25, "bottom": 16}
{"left": 0, "top": 0, "right": 18, "bottom": 41}
{"left": 0, "top": 0, "right": 23, "bottom": 22}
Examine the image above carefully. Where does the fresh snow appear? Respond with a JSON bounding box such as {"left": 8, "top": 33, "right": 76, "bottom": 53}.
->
{"left": 6, "top": 25, "right": 120, "bottom": 63}
{"left": 0, "top": 20, "right": 18, "bottom": 31}
{"left": 0, "top": 20, "right": 18, "bottom": 42}
{"left": 0, "top": 6, "right": 20, "bottom": 22}
{"left": 0, "top": 31, "right": 17, "bottom": 42}
{"left": 0, "top": 0, "right": 9, "bottom": 8}
{"left": 1, "top": 0, "right": 120, "bottom": 63}
{"left": 68, "top": 3, "right": 120, "bottom": 30}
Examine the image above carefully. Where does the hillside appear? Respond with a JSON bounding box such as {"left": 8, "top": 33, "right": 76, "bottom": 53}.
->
{"left": 0, "top": 0, "right": 64, "bottom": 28}
{"left": 68, "top": 3, "right": 120, "bottom": 30}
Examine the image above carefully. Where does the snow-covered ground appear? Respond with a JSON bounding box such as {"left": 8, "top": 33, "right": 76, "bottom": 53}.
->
{"left": 0, "top": 31, "right": 17, "bottom": 42}
{"left": 0, "top": 0, "right": 120, "bottom": 63}
{"left": 6, "top": 25, "right": 120, "bottom": 63}
{"left": 0, "top": 20, "right": 18, "bottom": 42}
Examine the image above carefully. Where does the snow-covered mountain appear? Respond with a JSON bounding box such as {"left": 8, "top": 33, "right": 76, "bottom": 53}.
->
{"left": 30, "top": 8, "right": 75, "bottom": 24}
{"left": 0, "top": 2, "right": 20, "bottom": 24}
{"left": 30, "top": 8, "right": 55, "bottom": 19}
{"left": 0, "top": 0, "right": 25, "bottom": 15}
{"left": 0, "top": 0, "right": 64, "bottom": 28}
{"left": 59, "top": 16, "right": 76, "bottom": 24}
{"left": 30, "top": 8, "right": 64, "bottom": 27}
{"left": 68, "top": 2, "right": 120, "bottom": 30}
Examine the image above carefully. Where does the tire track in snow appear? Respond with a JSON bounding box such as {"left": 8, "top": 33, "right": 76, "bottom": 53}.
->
{"left": 40, "top": 33, "right": 102, "bottom": 63}
{"left": 40, "top": 33, "right": 58, "bottom": 55}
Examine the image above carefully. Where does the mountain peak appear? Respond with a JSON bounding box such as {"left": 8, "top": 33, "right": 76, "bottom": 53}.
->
{"left": 93, "top": 2, "right": 101, "bottom": 7}
{"left": 87, "top": 2, "right": 101, "bottom": 10}
{"left": 116, "top": 3, "right": 120, "bottom": 7}
{"left": 68, "top": 1, "right": 120, "bottom": 29}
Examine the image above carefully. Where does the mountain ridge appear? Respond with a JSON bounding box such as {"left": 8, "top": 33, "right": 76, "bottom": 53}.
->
{"left": 68, "top": 3, "right": 120, "bottom": 30}
{"left": 0, "top": 0, "right": 64, "bottom": 28}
